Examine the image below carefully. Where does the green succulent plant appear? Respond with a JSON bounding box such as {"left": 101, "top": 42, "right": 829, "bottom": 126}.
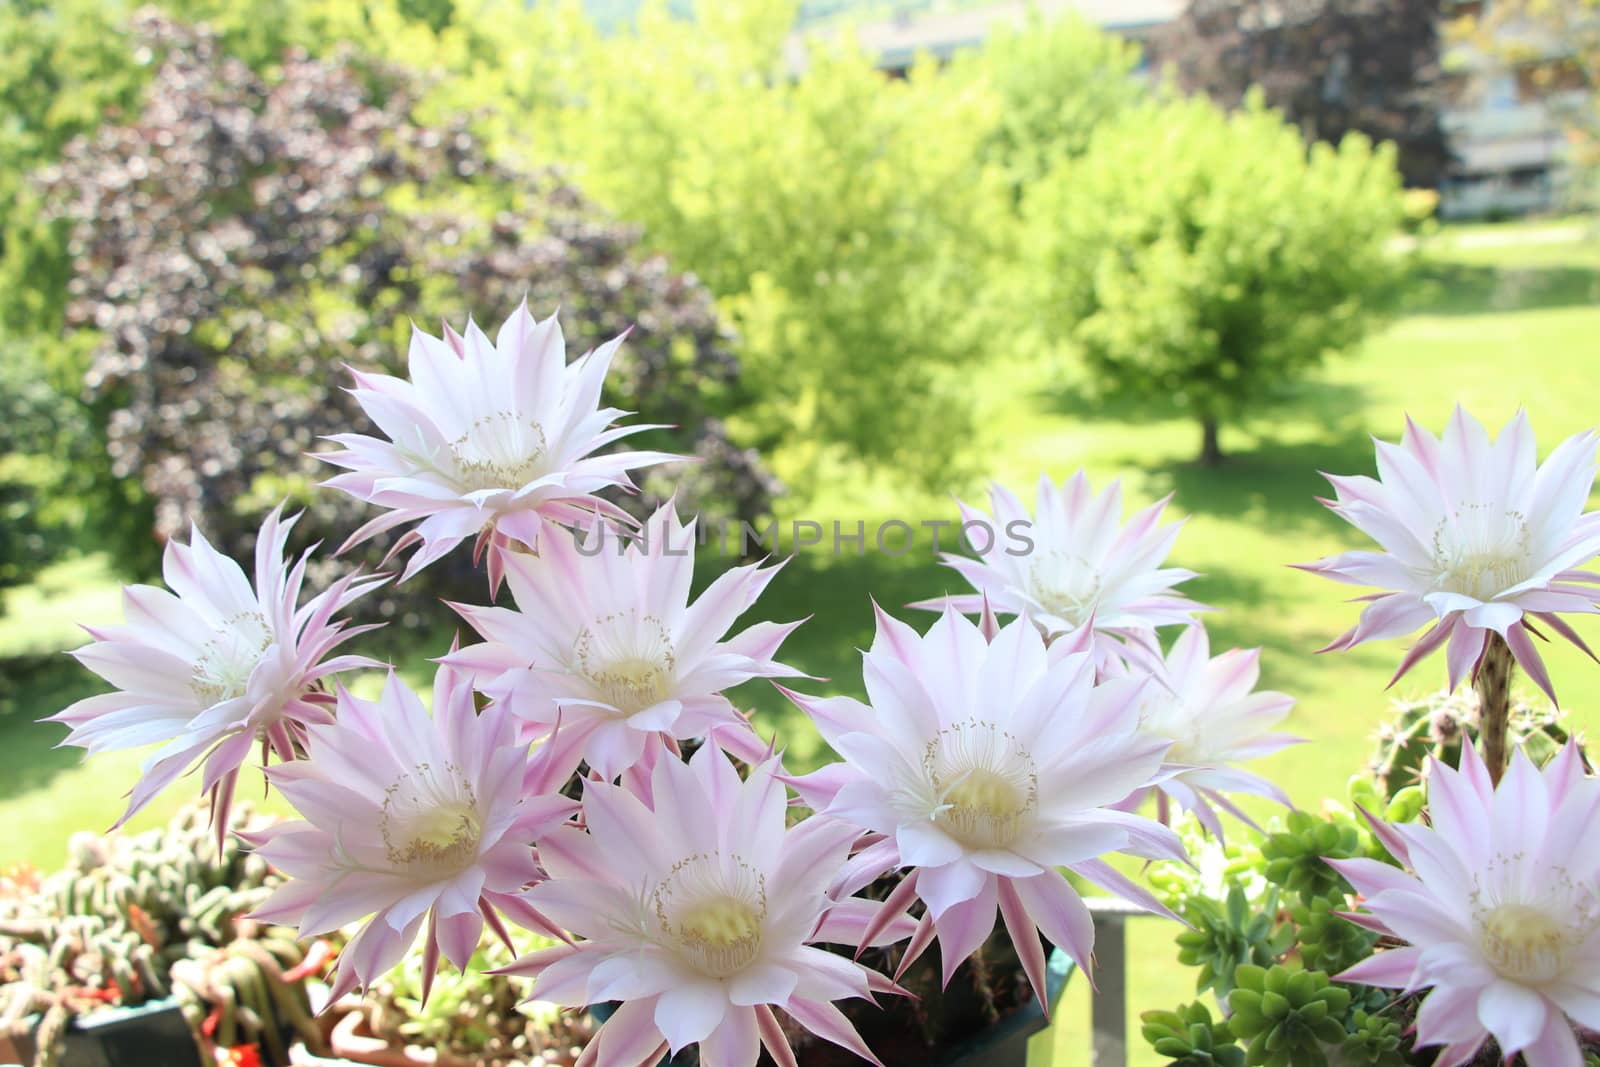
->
{"left": 171, "top": 927, "right": 319, "bottom": 1063}
{"left": 0, "top": 803, "right": 316, "bottom": 1067}
{"left": 1291, "top": 895, "right": 1378, "bottom": 976}
{"left": 1346, "top": 775, "right": 1425, "bottom": 827}
{"left": 1226, "top": 964, "right": 1351, "bottom": 1067}
{"left": 1339, "top": 1008, "right": 1406, "bottom": 1066}
{"left": 1175, "top": 884, "right": 1293, "bottom": 997}
{"left": 1141, "top": 1001, "right": 1246, "bottom": 1067}
{"left": 1260, "top": 810, "right": 1365, "bottom": 901}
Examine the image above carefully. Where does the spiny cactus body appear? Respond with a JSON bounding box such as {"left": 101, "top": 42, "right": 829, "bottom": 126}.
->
{"left": 0, "top": 803, "right": 316, "bottom": 1067}
{"left": 1367, "top": 688, "right": 1584, "bottom": 800}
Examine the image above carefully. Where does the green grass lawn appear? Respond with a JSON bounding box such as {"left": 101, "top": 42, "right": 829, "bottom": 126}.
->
{"left": 3, "top": 220, "right": 1598, "bottom": 1065}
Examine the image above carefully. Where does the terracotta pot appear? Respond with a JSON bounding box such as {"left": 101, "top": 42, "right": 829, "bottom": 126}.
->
{"left": 287, "top": 1010, "right": 475, "bottom": 1067}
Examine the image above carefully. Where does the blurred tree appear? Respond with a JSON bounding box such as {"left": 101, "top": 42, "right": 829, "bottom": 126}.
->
{"left": 1156, "top": 0, "right": 1453, "bottom": 188}
{"left": 0, "top": 0, "right": 489, "bottom": 341}
{"left": 524, "top": 0, "right": 1013, "bottom": 490}
{"left": 3, "top": 0, "right": 1037, "bottom": 509}
{"left": 37, "top": 13, "right": 771, "bottom": 606}
{"left": 0, "top": 340, "right": 99, "bottom": 599}
{"left": 1024, "top": 95, "right": 1408, "bottom": 465}
{"left": 0, "top": 0, "right": 151, "bottom": 338}
{"left": 962, "top": 9, "right": 1147, "bottom": 187}
{"left": 1450, "top": 0, "right": 1600, "bottom": 209}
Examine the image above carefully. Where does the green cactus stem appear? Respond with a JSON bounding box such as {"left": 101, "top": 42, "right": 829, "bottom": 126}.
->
{"left": 1474, "top": 632, "right": 1515, "bottom": 785}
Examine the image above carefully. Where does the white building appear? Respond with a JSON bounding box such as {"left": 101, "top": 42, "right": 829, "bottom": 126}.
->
{"left": 791, "top": 0, "right": 1582, "bottom": 218}
{"left": 792, "top": 0, "right": 1182, "bottom": 68}
{"left": 1435, "top": 1, "right": 1584, "bottom": 217}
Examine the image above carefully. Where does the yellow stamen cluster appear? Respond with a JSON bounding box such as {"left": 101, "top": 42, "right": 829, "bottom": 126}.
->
{"left": 654, "top": 852, "right": 767, "bottom": 978}
{"left": 380, "top": 762, "right": 483, "bottom": 874}
{"left": 1028, "top": 551, "right": 1102, "bottom": 627}
{"left": 1479, "top": 903, "right": 1568, "bottom": 984}
{"left": 925, "top": 721, "right": 1038, "bottom": 851}
{"left": 1431, "top": 506, "right": 1532, "bottom": 600}
{"left": 575, "top": 613, "right": 677, "bottom": 716}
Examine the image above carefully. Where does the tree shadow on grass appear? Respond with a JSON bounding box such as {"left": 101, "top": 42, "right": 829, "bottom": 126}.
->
{"left": 1034, "top": 372, "right": 1374, "bottom": 447}
{"left": 0, "top": 653, "right": 103, "bottom": 802}
{"left": 1189, "top": 565, "right": 1323, "bottom": 651}
{"left": 1144, "top": 426, "right": 1378, "bottom": 537}
{"left": 1404, "top": 260, "right": 1600, "bottom": 317}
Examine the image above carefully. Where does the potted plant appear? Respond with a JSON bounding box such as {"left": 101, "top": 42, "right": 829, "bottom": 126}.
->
{"left": 1136, "top": 692, "right": 1600, "bottom": 1067}
{"left": 0, "top": 805, "right": 322, "bottom": 1067}
{"left": 38, "top": 304, "right": 1600, "bottom": 1067}
{"left": 304, "top": 934, "right": 597, "bottom": 1067}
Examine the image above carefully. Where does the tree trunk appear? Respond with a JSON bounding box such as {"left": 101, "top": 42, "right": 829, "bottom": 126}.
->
{"left": 1198, "top": 416, "right": 1223, "bottom": 466}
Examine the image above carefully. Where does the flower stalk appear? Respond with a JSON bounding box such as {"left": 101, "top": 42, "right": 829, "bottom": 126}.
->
{"left": 1474, "top": 631, "right": 1516, "bottom": 785}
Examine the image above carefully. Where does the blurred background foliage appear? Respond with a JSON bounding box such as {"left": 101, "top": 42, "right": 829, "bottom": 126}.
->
{"left": 0, "top": 0, "right": 1411, "bottom": 603}
{"left": 31, "top": 11, "right": 764, "bottom": 616}
{"left": 1022, "top": 93, "right": 1407, "bottom": 463}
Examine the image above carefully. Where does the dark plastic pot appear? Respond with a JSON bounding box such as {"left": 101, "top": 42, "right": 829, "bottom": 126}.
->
{"left": 0, "top": 998, "right": 201, "bottom": 1067}
{"left": 919, "top": 947, "right": 1071, "bottom": 1067}
{"left": 586, "top": 947, "right": 1070, "bottom": 1067}
{"left": 65, "top": 997, "right": 201, "bottom": 1067}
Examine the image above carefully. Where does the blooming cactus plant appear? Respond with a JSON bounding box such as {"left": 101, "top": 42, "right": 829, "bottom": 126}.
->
{"left": 1302, "top": 408, "right": 1600, "bottom": 784}
{"left": 442, "top": 499, "right": 800, "bottom": 782}
{"left": 49, "top": 305, "right": 1600, "bottom": 1066}
{"left": 783, "top": 607, "right": 1184, "bottom": 1006}
{"left": 1335, "top": 742, "right": 1600, "bottom": 1067}
{"left": 246, "top": 662, "right": 577, "bottom": 1002}
{"left": 320, "top": 302, "right": 679, "bottom": 587}
{"left": 911, "top": 472, "right": 1204, "bottom": 669}
{"left": 50, "top": 507, "right": 383, "bottom": 849}
{"left": 501, "top": 746, "right": 907, "bottom": 1066}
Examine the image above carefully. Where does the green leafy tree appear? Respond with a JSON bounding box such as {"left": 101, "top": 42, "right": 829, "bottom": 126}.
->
{"left": 0, "top": 0, "right": 151, "bottom": 337}
{"left": 1024, "top": 94, "right": 1407, "bottom": 465}
{"left": 524, "top": 0, "right": 1012, "bottom": 489}
{"left": 0, "top": 340, "right": 99, "bottom": 598}
{"left": 963, "top": 8, "right": 1146, "bottom": 186}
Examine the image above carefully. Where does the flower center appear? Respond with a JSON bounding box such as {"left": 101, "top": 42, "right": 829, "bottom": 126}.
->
{"left": 679, "top": 896, "right": 762, "bottom": 951}
{"left": 1480, "top": 903, "right": 1569, "bottom": 984}
{"left": 1028, "top": 551, "right": 1101, "bottom": 627}
{"left": 940, "top": 770, "right": 1028, "bottom": 849}
{"left": 655, "top": 853, "right": 766, "bottom": 979}
{"left": 189, "top": 611, "right": 273, "bottom": 706}
{"left": 1431, "top": 507, "right": 1533, "bottom": 600}
{"left": 448, "top": 412, "right": 549, "bottom": 493}
{"left": 1138, "top": 696, "right": 1210, "bottom": 765}
{"left": 925, "top": 722, "right": 1038, "bottom": 851}
{"left": 574, "top": 612, "right": 677, "bottom": 716}
{"left": 380, "top": 762, "right": 482, "bottom": 875}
